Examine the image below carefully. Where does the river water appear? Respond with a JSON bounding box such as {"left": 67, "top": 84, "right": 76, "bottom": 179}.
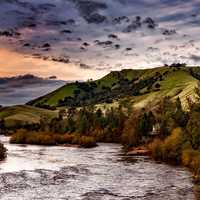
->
{"left": 0, "top": 136, "right": 196, "bottom": 200}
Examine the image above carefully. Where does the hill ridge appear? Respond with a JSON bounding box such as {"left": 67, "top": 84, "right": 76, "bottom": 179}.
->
{"left": 27, "top": 66, "right": 200, "bottom": 108}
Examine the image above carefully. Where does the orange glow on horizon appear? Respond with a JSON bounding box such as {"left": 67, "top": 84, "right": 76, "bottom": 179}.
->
{"left": 0, "top": 48, "right": 104, "bottom": 80}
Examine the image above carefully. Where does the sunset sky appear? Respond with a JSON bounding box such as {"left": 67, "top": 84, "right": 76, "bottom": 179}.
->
{"left": 0, "top": 0, "right": 200, "bottom": 81}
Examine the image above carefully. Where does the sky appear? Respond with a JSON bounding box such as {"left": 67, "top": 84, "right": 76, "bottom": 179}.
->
{"left": 1, "top": 0, "right": 200, "bottom": 80}
{"left": 0, "top": 0, "right": 200, "bottom": 105}
{"left": 0, "top": 74, "right": 66, "bottom": 106}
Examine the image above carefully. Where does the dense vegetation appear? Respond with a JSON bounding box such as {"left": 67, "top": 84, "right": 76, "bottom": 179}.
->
{"left": 147, "top": 86, "right": 200, "bottom": 180}
{"left": 10, "top": 130, "right": 97, "bottom": 148}
{"left": 9, "top": 103, "right": 131, "bottom": 147}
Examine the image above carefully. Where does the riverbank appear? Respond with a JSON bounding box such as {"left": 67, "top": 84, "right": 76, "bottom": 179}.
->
{"left": 10, "top": 129, "right": 97, "bottom": 148}
{"left": 126, "top": 146, "right": 150, "bottom": 156}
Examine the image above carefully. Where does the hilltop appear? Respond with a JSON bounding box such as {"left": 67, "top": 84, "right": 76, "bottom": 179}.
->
{"left": 28, "top": 65, "right": 200, "bottom": 109}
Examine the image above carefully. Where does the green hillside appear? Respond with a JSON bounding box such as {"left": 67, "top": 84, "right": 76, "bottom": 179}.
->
{"left": 0, "top": 105, "right": 58, "bottom": 128}
{"left": 28, "top": 65, "right": 200, "bottom": 108}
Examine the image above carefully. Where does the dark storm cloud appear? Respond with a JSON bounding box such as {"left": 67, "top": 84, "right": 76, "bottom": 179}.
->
{"left": 190, "top": 54, "right": 200, "bottom": 62}
{"left": 0, "top": 75, "right": 66, "bottom": 106}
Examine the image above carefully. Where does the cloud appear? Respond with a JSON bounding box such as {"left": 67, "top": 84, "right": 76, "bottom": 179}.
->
{"left": 0, "top": 74, "right": 66, "bottom": 106}
{"left": 0, "top": 0, "right": 199, "bottom": 80}
{"left": 190, "top": 54, "right": 200, "bottom": 62}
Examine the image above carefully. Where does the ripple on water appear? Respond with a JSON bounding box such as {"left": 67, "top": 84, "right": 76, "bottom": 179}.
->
{"left": 0, "top": 136, "right": 196, "bottom": 200}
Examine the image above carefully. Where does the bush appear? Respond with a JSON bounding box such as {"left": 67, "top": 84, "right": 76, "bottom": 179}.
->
{"left": 122, "top": 110, "right": 142, "bottom": 147}
{"left": 149, "top": 128, "right": 184, "bottom": 163}
{"left": 182, "top": 149, "right": 200, "bottom": 180}
{"left": 148, "top": 138, "right": 163, "bottom": 160}
{"left": 186, "top": 112, "right": 200, "bottom": 150}
{"left": 0, "top": 143, "right": 6, "bottom": 161}
{"left": 54, "top": 134, "right": 74, "bottom": 144}
{"left": 36, "top": 134, "right": 56, "bottom": 145}
{"left": 10, "top": 129, "right": 27, "bottom": 144}
{"left": 10, "top": 130, "right": 97, "bottom": 148}
{"left": 161, "top": 127, "right": 184, "bottom": 163}
{"left": 10, "top": 130, "right": 56, "bottom": 146}
{"left": 78, "top": 136, "right": 97, "bottom": 148}
{"left": 182, "top": 148, "right": 196, "bottom": 167}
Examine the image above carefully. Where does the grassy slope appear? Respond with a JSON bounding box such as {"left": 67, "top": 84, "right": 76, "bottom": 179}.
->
{"left": 29, "top": 69, "right": 145, "bottom": 106}
{"left": 28, "top": 66, "right": 200, "bottom": 108}
{"left": 0, "top": 105, "right": 58, "bottom": 127}
{"left": 134, "top": 70, "right": 198, "bottom": 108}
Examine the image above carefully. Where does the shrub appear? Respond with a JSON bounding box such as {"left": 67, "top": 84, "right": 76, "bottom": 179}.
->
{"left": 10, "top": 129, "right": 27, "bottom": 144}
{"left": 10, "top": 130, "right": 97, "bottom": 148}
{"left": 78, "top": 136, "right": 97, "bottom": 148}
{"left": 148, "top": 138, "right": 163, "bottom": 160}
{"left": 54, "top": 133, "right": 74, "bottom": 144}
{"left": 186, "top": 112, "right": 200, "bottom": 150}
{"left": 181, "top": 148, "right": 196, "bottom": 167}
{"left": 149, "top": 128, "right": 184, "bottom": 163}
{"left": 182, "top": 149, "right": 200, "bottom": 180}
{"left": 161, "top": 127, "right": 184, "bottom": 163}
{"left": 36, "top": 134, "right": 56, "bottom": 145}
{"left": 10, "top": 130, "right": 56, "bottom": 146}
{"left": 0, "top": 143, "right": 6, "bottom": 161}
{"left": 122, "top": 110, "right": 142, "bottom": 147}
{"left": 190, "top": 155, "right": 200, "bottom": 180}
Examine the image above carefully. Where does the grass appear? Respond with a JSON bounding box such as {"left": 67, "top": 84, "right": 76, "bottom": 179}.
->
{"left": 45, "top": 84, "right": 76, "bottom": 105}
{"left": 133, "top": 69, "right": 199, "bottom": 108}
{"left": 0, "top": 105, "right": 58, "bottom": 128}
{"left": 33, "top": 83, "right": 76, "bottom": 106}
{"left": 160, "top": 70, "right": 198, "bottom": 107}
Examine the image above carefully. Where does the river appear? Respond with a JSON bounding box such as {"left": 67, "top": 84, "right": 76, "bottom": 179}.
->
{"left": 0, "top": 136, "right": 196, "bottom": 200}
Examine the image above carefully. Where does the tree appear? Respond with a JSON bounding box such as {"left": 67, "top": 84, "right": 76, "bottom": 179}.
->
{"left": 94, "top": 109, "right": 103, "bottom": 129}
{"left": 173, "top": 98, "right": 188, "bottom": 127}
{"left": 58, "top": 109, "right": 66, "bottom": 120}
{"left": 122, "top": 109, "right": 142, "bottom": 147}
{"left": 66, "top": 116, "right": 76, "bottom": 133}
{"left": 186, "top": 111, "right": 200, "bottom": 150}
{"left": 119, "top": 98, "right": 133, "bottom": 116}
{"left": 156, "top": 97, "right": 176, "bottom": 137}
{"left": 39, "top": 115, "right": 50, "bottom": 132}
{"left": 139, "top": 111, "right": 155, "bottom": 136}
{"left": 76, "top": 108, "right": 91, "bottom": 134}
{"left": 50, "top": 117, "right": 66, "bottom": 134}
